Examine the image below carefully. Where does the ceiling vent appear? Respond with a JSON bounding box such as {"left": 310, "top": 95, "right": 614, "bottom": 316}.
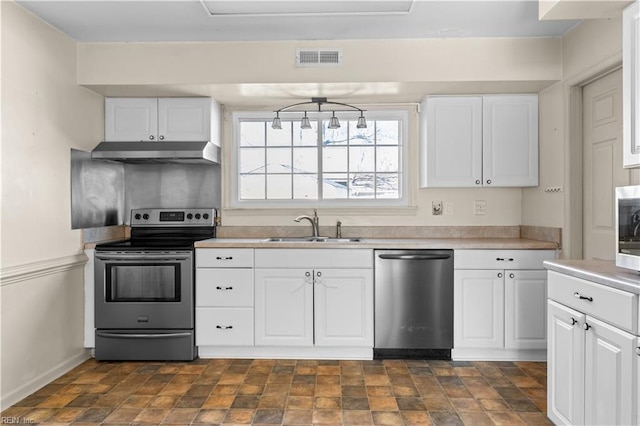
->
{"left": 296, "top": 48, "right": 343, "bottom": 67}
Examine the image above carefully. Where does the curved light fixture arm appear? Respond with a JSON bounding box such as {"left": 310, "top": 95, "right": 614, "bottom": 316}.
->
{"left": 272, "top": 97, "right": 367, "bottom": 129}
{"left": 274, "top": 97, "right": 366, "bottom": 114}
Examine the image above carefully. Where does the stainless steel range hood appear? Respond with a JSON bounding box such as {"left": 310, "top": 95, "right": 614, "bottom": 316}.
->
{"left": 91, "top": 141, "right": 221, "bottom": 164}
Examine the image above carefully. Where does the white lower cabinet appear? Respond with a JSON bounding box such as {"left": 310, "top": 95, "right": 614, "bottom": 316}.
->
{"left": 547, "top": 270, "right": 638, "bottom": 426}
{"left": 453, "top": 250, "right": 555, "bottom": 360}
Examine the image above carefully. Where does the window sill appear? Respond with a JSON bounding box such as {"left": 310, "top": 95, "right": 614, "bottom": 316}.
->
{"left": 222, "top": 205, "right": 419, "bottom": 217}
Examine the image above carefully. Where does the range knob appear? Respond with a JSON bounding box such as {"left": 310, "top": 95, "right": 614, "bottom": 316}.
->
{"left": 142, "top": 213, "right": 149, "bottom": 220}
{"left": 186, "top": 213, "right": 193, "bottom": 220}
{"left": 134, "top": 213, "right": 141, "bottom": 220}
{"left": 195, "top": 213, "right": 201, "bottom": 219}
{"left": 203, "top": 213, "right": 210, "bottom": 220}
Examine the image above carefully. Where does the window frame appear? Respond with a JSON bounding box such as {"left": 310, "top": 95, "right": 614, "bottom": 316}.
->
{"left": 230, "top": 109, "right": 409, "bottom": 209}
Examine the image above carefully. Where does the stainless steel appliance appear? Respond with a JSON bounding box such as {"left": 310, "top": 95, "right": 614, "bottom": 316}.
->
{"left": 616, "top": 185, "right": 640, "bottom": 271}
{"left": 374, "top": 249, "right": 454, "bottom": 359}
{"left": 94, "top": 208, "right": 216, "bottom": 361}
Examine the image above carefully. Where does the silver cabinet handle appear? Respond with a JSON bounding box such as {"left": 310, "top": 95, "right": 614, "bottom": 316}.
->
{"left": 498, "top": 272, "right": 503, "bottom": 278}
{"left": 570, "top": 318, "right": 578, "bottom": 326}
{"left": 496, "top": 257, "right": 514, "bottom": 262}
{"left": 574, "top": 292, "right": 593, "bottom": 302}
{"left": 305, "top": 272, "right": 311, "bottom": 277}
{"left": 509, "top": 273, "right": 515, "bottom": 279}
{"left": 486, "top": 179, "right": 492, "bottom": 184}
{"left": 475, "top": 179, "right": 481, "bottom": 185}
{"left": 636, "top": 347, "right": 640, "bottom": 356}
{"left": 216, "top": 325, "right": 233, "bottom": 330}
{"left": 583, "top": 323, "right": 591, "bottom": 331}
{"left": 216, "top": 256, "right": 233, "bottom": 260}
{"left": 216, "top": 286, "right": 233, "bottom": 291}
{"left": 159, "top": 135, "right": 165, "bottom": 140}
{"left": 149, "top": 135, "right": 155, "bottom": 140}
{"left": 316, "top": 271, "right": 322, "bottom": 277}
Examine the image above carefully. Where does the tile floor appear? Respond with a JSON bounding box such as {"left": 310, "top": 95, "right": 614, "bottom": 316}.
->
{"left": 1, "top": 358, "right": 551, "bottom": 425}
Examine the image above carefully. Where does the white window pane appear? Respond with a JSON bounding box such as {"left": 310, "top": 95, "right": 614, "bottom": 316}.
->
{"left": 293, "top": 148, "right": 318, "bottom": 173}
{"left": 323, "top": 146, "right": 348, "bottom": 172}
{"left": 376, "top": 146, "right": 399, "bottom": 172}
{"left": 349, "top": 146, "right": 375, "bottom": 172}
{"left": 349, "top": 121, "right": 375, "bottom": 145}
{"left": 323, "top": 122, "right": 348, "bottom": 146}
{"left": 240, "top": 121, "right": 265, "bottom": 147}
{"left": 293, "top": 121, "right": 318, "bottom": 146}
{"left": 267, "top": 175, "right": 292, "bottom": 199}
{"left": 377, "top": 174, "right": 400, "bottom": 198}
{"left": 240, "top": 174, "right": 265, "bottom": 199}
{"left": 266, "top": 148, "right": 292, "bottom": 173}
{"left": 323, "top": 174, "right": 349, "bottom": 199}
{"left": 349, "top": 174, "right": 375, "bottom": 199}
{"left": 240, "top": 148, "right": 265, "bottom": 173}
{"left": 376, "top": 121, "right": 400, "bottom": 145}
{"left": 293, "top": 174, "right": 319, "bottom": 200}
{"left": 267, "top": 122, "right": 292, "bottom": 146}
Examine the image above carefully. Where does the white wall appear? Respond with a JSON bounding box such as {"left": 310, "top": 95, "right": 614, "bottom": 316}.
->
{"left": 1, "top": 1, "right": 103, "bottom": 408}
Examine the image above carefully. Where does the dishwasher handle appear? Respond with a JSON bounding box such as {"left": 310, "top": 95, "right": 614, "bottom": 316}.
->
{"left": 377, "top": 253, "right": 451, "bottom": 261}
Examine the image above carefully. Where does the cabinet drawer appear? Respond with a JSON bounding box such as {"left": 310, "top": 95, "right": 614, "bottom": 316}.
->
{"left": 196, "top": 269, "right": 253, "bottom": 307}
{"left": 455, "top": 250, "right": 555, "bottom": 270}
{"left": 548, "top": 271, "right": 638, "bottom": 334}
{"left": 196, "top": 308, "right": 253, "bottom": 346}
{"left": 255, "top": 249, "right": 373, "bottom": 268}
{"left": 196, "top": 248, "right": 253, "bottom": 268}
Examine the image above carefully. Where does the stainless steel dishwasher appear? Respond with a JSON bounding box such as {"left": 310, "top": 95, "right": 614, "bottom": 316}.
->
{"left": 374, "top": 249, "right": 454, "bottom": 359}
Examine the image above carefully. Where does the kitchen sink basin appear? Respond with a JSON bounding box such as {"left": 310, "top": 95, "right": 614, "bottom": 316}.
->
{"left": 262, "top": 237, "right": 362, "bottom": 243}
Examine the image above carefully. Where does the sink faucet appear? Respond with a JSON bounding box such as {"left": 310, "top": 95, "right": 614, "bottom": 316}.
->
{"left": 294, "top": 209, "right": 319, "bottom": 237}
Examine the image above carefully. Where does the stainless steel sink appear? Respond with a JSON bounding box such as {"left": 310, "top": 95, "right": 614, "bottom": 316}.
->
{"left": 262, "top": 237, "right": 362, "bottom": 243}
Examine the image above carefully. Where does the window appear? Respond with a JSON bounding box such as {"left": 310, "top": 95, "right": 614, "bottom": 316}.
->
{"left": 232, "top": 110, "right": 408, "bottom": 207}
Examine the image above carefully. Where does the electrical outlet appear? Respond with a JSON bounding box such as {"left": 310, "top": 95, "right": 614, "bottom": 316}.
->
{"left": 432, "top": 201, "right": 443, "bottom": 215}
{"left": 474, "top": 200, "right": 486, "bottom": 215}
{"left": 444, "top": 202, "right": 454, "bottom": 216}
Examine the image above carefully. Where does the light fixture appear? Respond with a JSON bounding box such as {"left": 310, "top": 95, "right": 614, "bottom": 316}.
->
{"left": 272, "top": 97, "right": 367, "bottom": 130}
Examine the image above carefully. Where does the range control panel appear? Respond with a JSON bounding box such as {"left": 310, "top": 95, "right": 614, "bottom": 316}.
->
{"left": 130, "top": 208, "right": 217, "bottom": 227}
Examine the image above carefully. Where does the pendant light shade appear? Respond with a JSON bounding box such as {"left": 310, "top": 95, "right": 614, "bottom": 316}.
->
{"left": 271, "top": 113, "right": 282, "bottom": 130}
{"left": 356, "top": 113, "right": 367, "bottom": 129}
{"left": 328, "top": 112, "right": 341, "bottom": 129}
{"left": 272, "top": 97, "right": 365, "bottom": 131}
{"left": 300, "top": 112, "right": 312, "bottom": 129}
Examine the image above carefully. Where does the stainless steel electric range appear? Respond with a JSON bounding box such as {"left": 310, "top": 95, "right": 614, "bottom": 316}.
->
{"left": 94, "top": 208, "right": 216, "bottom": 361}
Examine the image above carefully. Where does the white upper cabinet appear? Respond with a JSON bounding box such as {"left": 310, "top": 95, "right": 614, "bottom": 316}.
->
{"left": 623, "top": 1, "right": 640, "bottom": 168}
{"left": 105, "top": 97, "right": 211, "bottom": 142}
{"left": 420, "top": 94, "right": 539, "bottom": 187}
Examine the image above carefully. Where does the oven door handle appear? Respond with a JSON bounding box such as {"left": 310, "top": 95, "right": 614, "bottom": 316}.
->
{"left": 95, "top": 253, "right": 191, "bottom": 261}
{"left": 96, "top": 331, "right": 192, "bottom": 339}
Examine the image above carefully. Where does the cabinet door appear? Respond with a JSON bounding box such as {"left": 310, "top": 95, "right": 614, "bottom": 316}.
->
{"left": 105, "top": 98, "right": 158, "bottom": 141}
{"left": 314, "top": 269, "right": 373, "bottom": 347}
{"left": 623, "top": 1, "right": 640, "bottom": 167}
{"left": 584, "top": 315, "right": 636, "bottom": 426}
{"left": 158, "top": 98, "right": 211, "bottom": 141}
{"left": 254, "top": 269, "right": 313, "bottom": 346}
{"left": 454, "top": 270, "right": 504, "bottom": 349}
{"left": 547, "top": 300, "right": 585, "bottom": 426}
{"left": 420, "top": 96, "right": 483, "bottom": 187}
{"left": 504, "top": 270, "right": 547, "bottom": 350}
{"left": 482, "top": 95, "right": 538, "bottom": 187}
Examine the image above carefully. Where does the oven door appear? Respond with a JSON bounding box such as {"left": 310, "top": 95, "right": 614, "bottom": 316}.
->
{"left": 95, "top": 251, "right": 193, "bottom": 329}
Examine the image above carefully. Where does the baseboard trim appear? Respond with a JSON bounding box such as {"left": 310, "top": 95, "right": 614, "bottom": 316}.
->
{"left": 198, "top": 346, "right": 373, "bottom": 360}
{"left": 0, "top": 254, "right": 88, "bottom": 287}
{"left": 0, "top": 350, "right": 91, "bottom": 410}
{"left": 452, "top": 348, "right": 546, "bottom": 362}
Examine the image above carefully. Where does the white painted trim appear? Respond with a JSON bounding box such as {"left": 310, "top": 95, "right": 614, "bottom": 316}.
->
{"left": 0, "top": 350, "right": 90, "bottom": 409}
{"left": 0, "top": 254, "right": 88, "bottom": 287}
{"left": 198, "top": 346, "right": 373, "bottom": 360}
{"left": 452, "top": 348, "right": 546, "bottom": 362}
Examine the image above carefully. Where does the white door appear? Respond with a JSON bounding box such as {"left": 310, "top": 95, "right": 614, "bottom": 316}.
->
{"left": 482, "top": 95, "right": 538, "bottom": 187}
{"left": 583, "top": 69, "right": 627, "bottom": 260}
{"left": 314, "top": 268, "right": 373, "bottom": 347}
{"left": 104, "top": 98, "right": 158, "bottom": 141}
{"left": 421, "top": 96, "right": 483, "bottom": 187}
{"left": 158, "top": 98, "right": 211, "bottom": 141}
{"left": 454, "top": 270, "right": 504, "bottom": 349}
{"left": 504, "top": 270, "right": 547, "bottom": 350}
{"left": 254, "top": 269, "right": 313, "bottom": 346}
{"left": 547, "top": 300, "right": 586, "bottom": 426}
{"left": 584, "top": 315, "right": 636, "bottom": 426}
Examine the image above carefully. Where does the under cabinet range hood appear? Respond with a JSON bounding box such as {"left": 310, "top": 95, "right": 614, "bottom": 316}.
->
{"left": 91, "top": 141, "right": 221, "bottom": 164}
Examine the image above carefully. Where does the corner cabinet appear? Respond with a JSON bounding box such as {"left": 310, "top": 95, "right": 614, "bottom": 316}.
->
{"left": 105, "top": 97, "right": 212, "bottom": 142}
{"left": 623, "top": 1, "right": 640, "bottom": 168}
{"left": 547, "top": 270, "right": 638, "bottom": 426}
{"left": 420, "top": 95, "right": 538, "bottom": 187}
{"left": 453, "top": 249, "right": 556, "bottom": 361}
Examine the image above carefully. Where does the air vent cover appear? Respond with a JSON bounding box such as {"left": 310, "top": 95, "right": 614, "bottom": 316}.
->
{"left": 296, "top": 48, "right": 343, "bottom": 67}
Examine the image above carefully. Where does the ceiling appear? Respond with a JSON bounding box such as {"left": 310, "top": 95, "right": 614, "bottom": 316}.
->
{"left": 17, "top": 0, "right": 579, "bottom": 43}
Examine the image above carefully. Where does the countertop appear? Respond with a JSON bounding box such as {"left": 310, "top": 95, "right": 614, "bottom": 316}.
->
{"left": 544, "top": 259, "right": 640, "bottom": 295}
{"left": 194, "top": 237, "right": 558, "bottom": 250}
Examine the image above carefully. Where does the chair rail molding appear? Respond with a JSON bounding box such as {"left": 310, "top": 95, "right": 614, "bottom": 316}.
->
{"left": 0, "top": 254, "right": 88, "bottom": 286}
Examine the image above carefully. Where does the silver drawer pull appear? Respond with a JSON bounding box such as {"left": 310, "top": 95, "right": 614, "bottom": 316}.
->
{"left": 216, "top": 256, "right": 234, "bottom": 260}
{"left": 496, "top": 257, "right": 514, "bottom": 262}
{"left": 216, "top": 325, "right": 233, "bottom": 330}
{"left": 574, "top": 292, "right": 593, "bottom": 302}
{"left": 216, "top": 286, "right": 233, "bottom": 291}
{"left": 570, "top": 317, "right": 578, "bottom": 326}
{"left": 583, "top": 322, "right": 591, "bottom": 331}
